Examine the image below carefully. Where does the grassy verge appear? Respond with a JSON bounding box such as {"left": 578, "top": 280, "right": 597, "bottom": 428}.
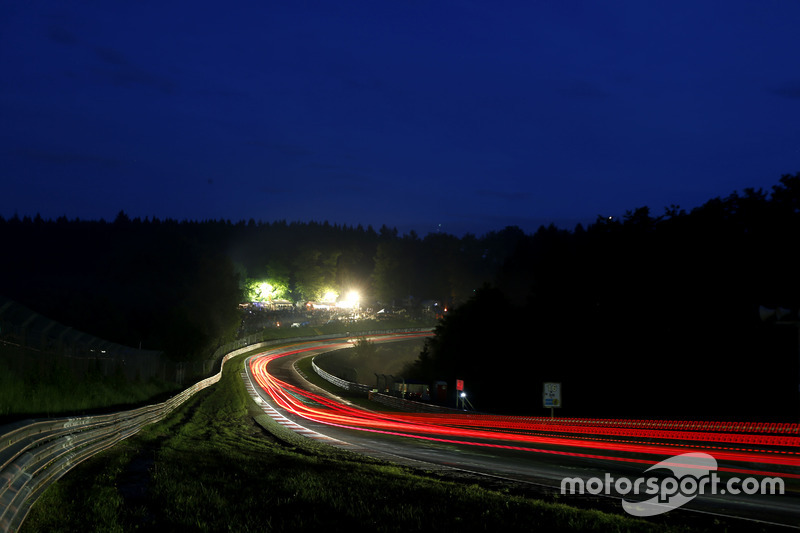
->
{"left": 0, "top": 350, "right": 181, "bottom": 421}
{"left": 293, "top": 353, "right": 379, "bottom": 409}
{"left": 0, "top": 319, "right": 431, "bottom": 423}
{"left": 20, "top": 346, "right": 683, "bottom": 533}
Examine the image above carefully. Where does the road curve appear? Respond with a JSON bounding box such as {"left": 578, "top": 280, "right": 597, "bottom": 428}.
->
{"left": 244, "top": 333, "right": 800, "bottom": 529}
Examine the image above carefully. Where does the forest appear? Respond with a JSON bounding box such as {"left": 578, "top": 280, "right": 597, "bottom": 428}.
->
{"left": 0, "top": 207, "right": 515, "bottom": 360}
{"left": 406, "top": 173, "right": 800, "bottom": 419}
{"left": 1, "top": 172, "right": 799, "bottom": 419}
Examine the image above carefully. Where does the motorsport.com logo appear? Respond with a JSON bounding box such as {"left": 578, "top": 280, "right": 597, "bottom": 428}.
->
{"left": 560, "top": 452, "right": 785, "bottom": 516}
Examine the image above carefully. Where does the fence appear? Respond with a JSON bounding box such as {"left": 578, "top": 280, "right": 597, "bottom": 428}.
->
{"left": 0, "top": 332, "right": 280, "bottom": 533}
{"left": 0, "top": 328, "right": 430, "bottom": 532}
{"left": 0, "top": 296, "right": 205, "bottom": 384}
{"left": 310, "top": 339, "right": 466, "bottom": 415}
{"left": 311, "top": 356, "right": 373, "bottom": 394}
{"left": 0, "top": 297, "right": 307, "bottom": 386}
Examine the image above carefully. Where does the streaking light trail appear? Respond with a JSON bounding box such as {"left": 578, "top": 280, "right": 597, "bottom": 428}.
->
{"left": 249, "top": 335, "right": 800, "bottom": 480}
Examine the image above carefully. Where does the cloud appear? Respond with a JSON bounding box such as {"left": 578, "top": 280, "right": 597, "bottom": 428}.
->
{"left": 90, "top": 48, "right": 177, "bottom": 94}
{"left": 92, "top": 45, "right": 129, "bottom": 67}
{"left": 772, "top": 81, "right": 800, "bottom": 100}
{"left": 48, "top": 25, "right": 79, "bottom": 46}
{"left": 47, "top": 29, "right": 177, "bottom": 94}
{"left": 92, "top": 66, "right": 176, "bottom": 94}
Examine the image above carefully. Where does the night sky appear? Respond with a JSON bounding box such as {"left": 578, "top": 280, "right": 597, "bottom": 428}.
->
{"left": 2, "top": 1, "right": 799, "bottom": 236}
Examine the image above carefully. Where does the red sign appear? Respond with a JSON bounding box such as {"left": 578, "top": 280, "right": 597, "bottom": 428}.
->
{"left": 456, "top": 379, "right": 464, "bottom": 391}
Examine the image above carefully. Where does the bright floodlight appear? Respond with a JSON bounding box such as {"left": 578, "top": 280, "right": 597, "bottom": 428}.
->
{"left": 323, "top": 291, "right": 338, "bottom": 303}
{"left": 258, "top": 282, "right": 275, "bottom": 300}
{"left": 460, "top": 392, "right": 467, "bottom": 398}
{"left": 340, "top": 290, "right": 360, "bottom": 309}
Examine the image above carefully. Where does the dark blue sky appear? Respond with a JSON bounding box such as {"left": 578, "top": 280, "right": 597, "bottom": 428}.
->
{"left": 2, "top": 1, "right": 799, "bottom": 236}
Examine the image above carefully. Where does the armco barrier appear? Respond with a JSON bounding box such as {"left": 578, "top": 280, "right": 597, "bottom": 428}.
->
{"left": 0, "top": 340, "right": 276, "bottom": 532}
{"left": 310, "top": 342, "right": 467, "bottom": 415}
{"left": 367, "top": 391, "right": 468, "bottom": 414}
{"left": 0, "top": 328, "right": 429, "bottom": 532}
{"left": 0, "top": 361, "right": 233, "bottom": 533}
{"left": 311, "top": 357, "right": 373, "bottom": 394}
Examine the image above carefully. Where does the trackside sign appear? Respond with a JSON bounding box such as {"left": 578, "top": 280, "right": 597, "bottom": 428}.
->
{"left": 543, "top": 382, "right": 561, "bottom": 408}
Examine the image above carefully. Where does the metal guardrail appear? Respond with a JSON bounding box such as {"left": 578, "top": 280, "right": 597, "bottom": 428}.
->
{"left": 0, "top": 328, "right": 431, "bottom": 533}
{"left": 0, "top": 341, "right": 260, "bottom": 533}
{"left": 310, "top": 329, "right": 434, "bottom": 396}
{"left": 309, "top": 329, "right": 466, "bottom": 414}
{"left": 366, "top": 391, "right": 468, "bottom": 414}
{"left": 311, "top": 358, "right": 373, "bottom": 394}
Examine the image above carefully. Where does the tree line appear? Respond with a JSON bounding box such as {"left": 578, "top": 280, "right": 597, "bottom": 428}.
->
{"left": 2, "top": 172, "right": 799, "bottom": 420}
{"left": 0, "top": 211, "right": 524, "bottom": 360}
{"left": 406, "top": 173, "right": 800, "bottom": 419}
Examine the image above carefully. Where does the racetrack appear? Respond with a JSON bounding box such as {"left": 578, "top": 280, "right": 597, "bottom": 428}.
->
{"left": 244, "top": 333, "right": 800, "bottom": 529}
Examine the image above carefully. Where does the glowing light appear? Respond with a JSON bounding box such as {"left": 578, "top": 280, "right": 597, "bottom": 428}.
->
{"left": 322, "top": 291, "right": 338, "bottom": 303}
{"left": 246, "top": 278, "right": 289, "bottom": 302}
{"left": 248, "top": 335, "right": 800, "bottom": 480}
{"left": 258, "top": 282, "right": 274, "bottom": 298}
{"left": 339, "top": 290, "right": 360, "bottom": 309}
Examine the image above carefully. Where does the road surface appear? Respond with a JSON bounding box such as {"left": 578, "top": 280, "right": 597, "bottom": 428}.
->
{"left": 243, "top": 333, "right": 800, "bottom": 529}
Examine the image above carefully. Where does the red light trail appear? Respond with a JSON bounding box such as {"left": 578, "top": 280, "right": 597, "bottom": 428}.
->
{"left": 249, "top": 336, "right": 800, "bottom": 480}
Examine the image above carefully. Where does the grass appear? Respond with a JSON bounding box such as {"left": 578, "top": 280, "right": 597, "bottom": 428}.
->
{"left": 0, "top": 348, "right": 181, "bottom": 421}
{"left": 19, "top": 344, "right": 694, "bottom": 533}
{"left": 312, "top": 336, "right": 426, "bottom": 385}
{"left": 293, "top": 351, "right": 410, "bottom": 413}
{"left": 293, "top": 353, "right": 381, "bottom": 409}
{"left": 0, "top": 318, "right": 432, "bottom": 423}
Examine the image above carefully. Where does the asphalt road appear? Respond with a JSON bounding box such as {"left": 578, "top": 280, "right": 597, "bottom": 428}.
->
{"left": 244, "top": 335, "right": 800, "bottom": 530}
